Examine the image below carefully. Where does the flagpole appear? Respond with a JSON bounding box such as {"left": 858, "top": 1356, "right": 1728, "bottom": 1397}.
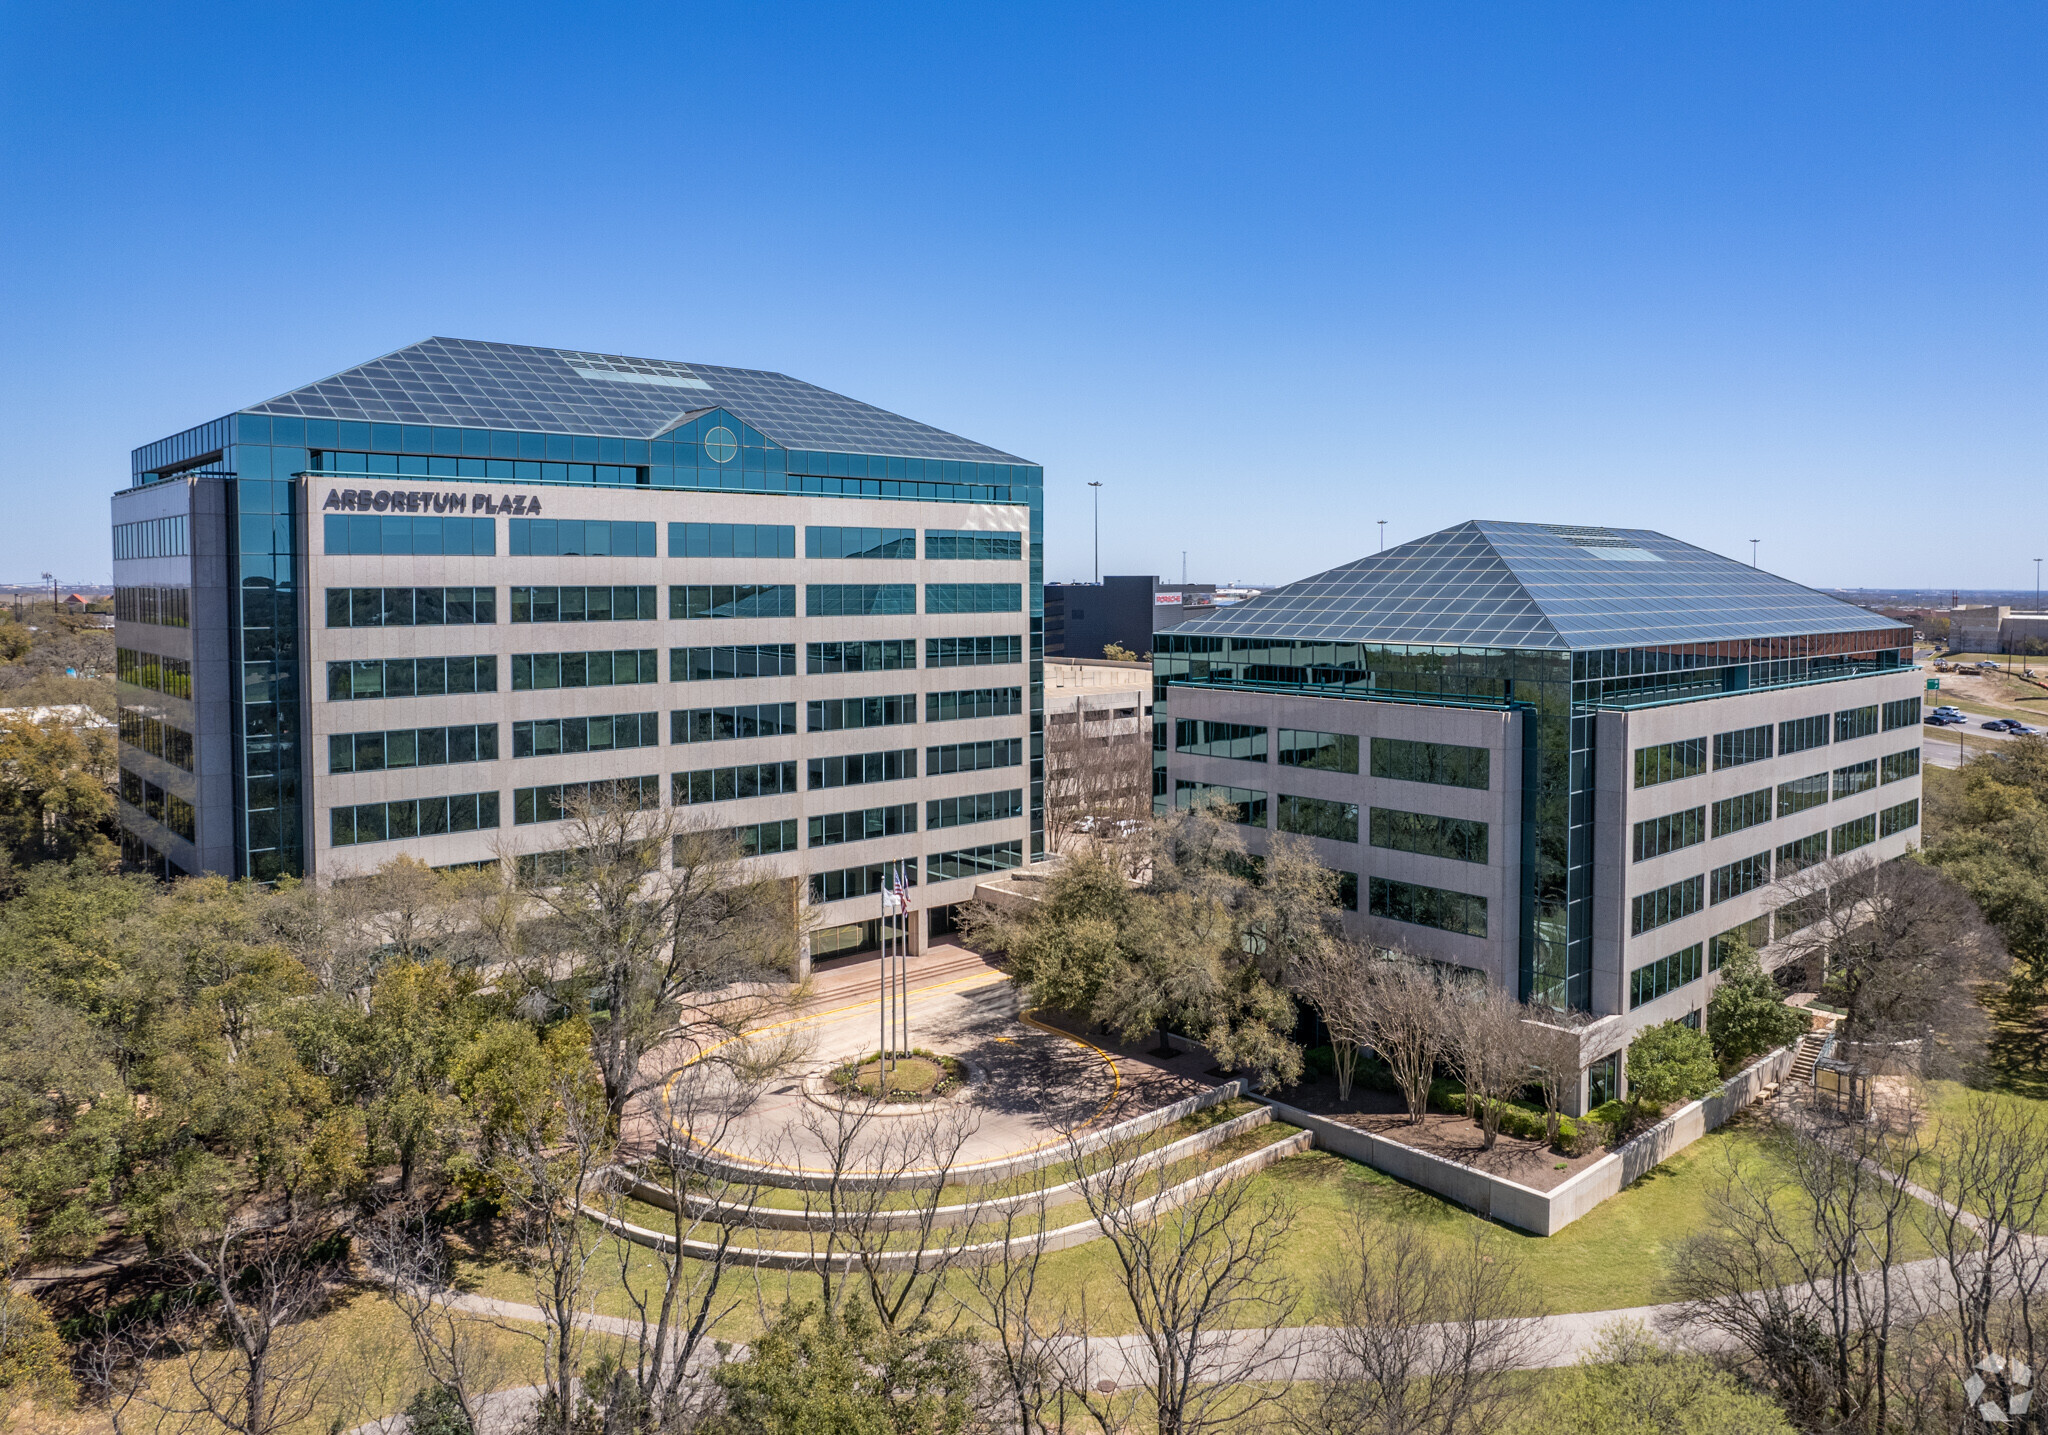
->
{"left": 878, "top": 886, "right": 889, "bottom": 1088}
{"left": 900, "top": 863, "right": 912, "bottom": 1058}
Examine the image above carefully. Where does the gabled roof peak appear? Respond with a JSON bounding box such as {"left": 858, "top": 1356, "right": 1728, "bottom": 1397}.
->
{"left": 1173, "top": 519, "right": 1906, "bottom": 651}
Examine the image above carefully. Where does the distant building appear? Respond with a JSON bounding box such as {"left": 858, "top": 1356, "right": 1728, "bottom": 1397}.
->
{"left": 1044, "top": 575, "right": 1217, "bottom": 658}
{"left": 1950, "top": 606, "right": 2048, "bottom": 654}
{"left": 62, "top": 594, "right": 88, "bottom": 610}
{"left": 1042, "top": 657, "right": 1150, "bottom": 846}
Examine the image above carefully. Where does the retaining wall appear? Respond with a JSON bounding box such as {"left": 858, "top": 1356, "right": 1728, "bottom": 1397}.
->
{"left": 1256, "top": 1044, "right": 1794, "bottom": 1236}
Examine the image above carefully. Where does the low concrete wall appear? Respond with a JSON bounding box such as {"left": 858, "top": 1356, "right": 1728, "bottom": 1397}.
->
{"left": 662, "top": 1079, "right": 1248, "bottom": 1193}
{"left": 1255, "top": 1045, "right": 1794, "bottom": 1236}
{"left": 588, "top": 1129, "right": 1312, "bottom": 1271}
{"left": 623, "top": 1106, "right": 1274, "bottom": 1232}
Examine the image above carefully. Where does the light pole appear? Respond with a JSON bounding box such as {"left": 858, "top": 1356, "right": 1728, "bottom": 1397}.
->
{"left": 41, "top": 572, "right": 53, "bottom": 612}
{"left": 1087, "top": 482, "right": 1102, "bottom": 583}
{"left": 1749, "top": 540, "right": 1759, "bottom": 568}
{"left": 1378, "top": 520, "right": 1386, "bottom": 552}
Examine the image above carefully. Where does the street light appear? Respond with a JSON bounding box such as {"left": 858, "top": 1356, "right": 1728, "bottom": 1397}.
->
{"left": 1087, "top": 482, "right": 1102, "bottom": 584}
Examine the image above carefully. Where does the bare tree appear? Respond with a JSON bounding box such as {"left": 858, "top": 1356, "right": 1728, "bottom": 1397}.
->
{"left": 1521, "top": 1012, "right": 1590, "bottom": 1146}
{"left": 1772, "top": 852, "right": 2009, "bottom": 1079}
{"left": 1356, "top": 956, "right": 1450, "bottom": 1126}
{"left": 1667, "top": 1107, "right": 1927, "bottom": 1433}
{"left": 365, "top": 1200, "right": 515, "bottom": 1435}
{"left": 1293, "top": 939, "right": 1374, "bottom": 1102}
{"left": 504, "top": 789, "right": 802, "bottom": 1127}
{"left": 1056, "top": 1124, "right": 1301, "bottom": 1435}
{"left": 959, "top": 1178, "right": 1068, "bottom": 1435}
{"left": 1306, "top": 1216, "right": 1541, "bottom": 1435}
{"left": 1043, "top": 697, "right": 1150, "bottom": 856}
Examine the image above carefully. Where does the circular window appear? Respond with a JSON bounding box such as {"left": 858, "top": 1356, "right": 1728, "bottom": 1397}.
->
{"left": 702, "top": 426, "right": 739, "bottom": 463}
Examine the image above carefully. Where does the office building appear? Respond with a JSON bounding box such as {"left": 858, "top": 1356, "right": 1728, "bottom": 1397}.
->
{"left": 112, "top": 337, "right": 1043, "bottom": 960}
{"left": 1154, "top": 520, "right": 1922, "bottom": 1107}
{"left": 1044, "top": 575, "right": 1217, "bottom": 657}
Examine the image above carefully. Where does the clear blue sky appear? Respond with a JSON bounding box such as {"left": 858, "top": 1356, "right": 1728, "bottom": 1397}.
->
{"left": 3, "top": 3, "right": 2042, "bottom": 592}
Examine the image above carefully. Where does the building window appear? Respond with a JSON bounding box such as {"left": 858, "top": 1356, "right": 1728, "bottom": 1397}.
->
{"left": 1832, "top": 813, "right": 1878, "bottom": 855}
{"left": 508, "top": 518, "right": 657, "bottom": 556}
{"left": 670, "top": 644, "right": 799, "bottom": 681}
{"left": 1833, "top": 759, "right": 1878, "bottom": 799}
{"left": 1368, "top": 876, "right": 1487, "bottom": 938}
{"left": 1710, "top": 852, "right": 1771, "bottom": 905}
{"left": 1835, "top": 705, "right": 1880, "bottom": 742}
{"left": 1709, "top": 915, "right": 1770, "bottom": 970}
{"left": 1777, "top": 772, "right": 1831, "bottom": 815}
{"left": 324, "top": 514, "right": 496, "bottom": 556}
{"left": 1588, "top": 1053, "right": 1619, "bottom": 1107}
{"left": 804, "top": 526, "right": 915, "bottom": 560}
{"left": 670, "top": 522, "right": 795, "bottom": 558}
{"left": 928, "top": 841, "right": 1025, "bottom": 881}
{"left": 810, "top": 695, "right": 917, "bottom": 731}
{"left": 326, "top": 656, "right": 498, "bottom": 701}
{"left": 810, "top": 640, "right": 915, "bottom": 673}
{"left": 807, "top": 584, "right": 916, "bottom": 617}
{"left": 1630, "top": 942, "right": 1704, "bottom": 1009}
{"left": 1277, "top": 795, "right": 1360, "bottom": 843}
{"left": 1371, "top": 737, "right": 1489, "bottom": 790}
{"left": 810, "top": 859, "right": 918, "bottom": 904}
{"left": 113, "top": 515, "right": 188, "bottom": 560}
{"left": 1881, "top": 697, "right": 1922, "bottom": 731}
{"left": 1775, "top": 831, "right": 1828, "bottom": 876}
{"left": 808, "top": 802, "right": 918, "bottom": 848}
{"left": 117, "top": 709, "right": 196, "bottom": 770}
{"left": 114, "top": 586, "right": 191, "bottom": 627}
{"left": 513, "top": 777, "right": 659, "bottom": 825}
{"left": 1173, "top": 780, "right": 1267, "bottom": 828}
{"left": 811, "top": 749, "right": 918, "bottom": 789}
{"left": 927, "top": 635, "right": 1024, "bottom": 668}
{"left": 1369, "top": 807, "right": 1488, "bottom": 863}
{"left": 332, "top": 791, "right": 500, "bottom": 845}
{"left": 510, "top": 650, "right": 659, "bottom": 690}
{"left": 117, "top": 649, "right": 193, "bottom": 698}
{"left": 728, "top": 818, "right": 800, "bottom": 857}
{"left": 671, "top": 703, "right": 799, "bottom": 744}
{"left": 1175, "top": 720, "right": 1268, "bottom": 762}
{"left": 927, "top": 687, "right": 1023, "bottom": 722}
{"left": 1276, "top": 729, "right": 1359, "bottom": 773}
{"left": 928, "top": 788, "right": 1025, "bottom": 830}
{"left": 509, "top": 586, "right": 656, "bottom": 622}
{"left": 924, "top": 529, "right": 1023, "bottom": 561}
{"left": 1633, "top": 738, "right": 1706, "bottom": 789}
{"left": 928, "top": 738, "right": 1025, "bottom": 775}
{"left": 511, "top": 713, "right": 661, "bottom": 758}
{"left": 1779, "top": 714, "right": 1830, "bottom": 755}
{"left": 925, "top": 583, "right": 1023, "bottom": 614}
{"left": 330, "top": 724, "right": 499, "bottom": 772}
{"left": 1336, "top": 871, "right": 1359, "bottom": 911}
{"left": 328, "top": 586, "right": 497, "bottom": 626}
{"left": 1713, "top": 724, "right": 1773, "bottom": 769}
{"left": 1633, "top": 806, "right": 1706, "bottom": 862}
{"left": 1711, "top": 789, "right": 1773, "bottom": 839}
{"left": 1880, "top": 798, "right": 1920, "bottom": 838}
{"left": 671, "top": 584, "right": 797, "bottom": 619}
{"left": 1880, "top": 749, "right": 1920, "bottom": 785}
{"left": 671, "top": 762, "right": 801, "bottom": 805}
{"left": 1631, "top": 875, "right": 1704, "bottom": 935}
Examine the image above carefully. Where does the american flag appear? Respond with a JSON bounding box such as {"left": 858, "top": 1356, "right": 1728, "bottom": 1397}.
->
{"left": 892, "top": 863, "right": 909, "bottom": 913}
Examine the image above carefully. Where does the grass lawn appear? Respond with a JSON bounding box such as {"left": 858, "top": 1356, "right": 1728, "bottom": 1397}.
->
{"left": 457, "top": 1117, "right": 1887, "bottom": 1339}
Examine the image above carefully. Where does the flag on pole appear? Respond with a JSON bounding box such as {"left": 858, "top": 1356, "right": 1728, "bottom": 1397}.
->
{"left": 892, "top": 862, "right": 909, "bottom": 915}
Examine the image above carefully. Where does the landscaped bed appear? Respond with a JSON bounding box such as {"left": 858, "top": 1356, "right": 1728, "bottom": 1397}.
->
{"left": 828, "top": 1047, "right": 967, "bottom": 1101}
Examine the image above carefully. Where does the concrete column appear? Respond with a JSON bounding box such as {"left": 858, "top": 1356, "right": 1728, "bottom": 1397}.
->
{"left": 908, "top": 906, "right": 928, "bottom": 956}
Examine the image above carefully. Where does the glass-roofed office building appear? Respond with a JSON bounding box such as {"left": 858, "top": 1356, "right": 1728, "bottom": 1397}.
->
{"left": 1156, "top": 520, "right": 1921, "bottom": 1107}
{"left": 112, "top": 337, "right": 1042, "bottom": 963}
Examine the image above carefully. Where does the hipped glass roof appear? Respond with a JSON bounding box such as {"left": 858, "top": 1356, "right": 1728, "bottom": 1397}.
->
{"left": 243, "top": 336, "right": 1030, "bottom": 464}
{"left": 1173, "top": 520, "right": 1908, "bottom": 651}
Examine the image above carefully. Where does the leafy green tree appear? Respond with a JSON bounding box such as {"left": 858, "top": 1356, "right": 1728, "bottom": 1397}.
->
{"left": 706, "top": 1301, "right": 983, "bottom": 1435}
{"left": 0, "top": 861, "right": 157, "bottom": 1037}
{"left": 1531, "top": 1320, "right": 1793, "bottom": 1434}
{"left": 1706, "top": 940, "right": 1807, "bottom": 1073}
{"left": 1624, "top": 1021, "right": 1719, "bottom": 1122}
{"left": 0, "top": 979, "right": 127, "bottom": 1260}
{"left": 0, "top": 716, "right": 116, "bottom": 868}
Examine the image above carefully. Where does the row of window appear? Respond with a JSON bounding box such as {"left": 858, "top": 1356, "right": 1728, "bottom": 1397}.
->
{"left": 116, "top": 648, "right": 193, "bottom": 699}
{"left": 330, "top": 723, "right": 499, "bottom": 772}
{"left": 1630, "top": 749, "right": 1920, "bottom": 861}
{"left": 1638, "top": 698, "right": 1924, "bottom": 787}
{"left": 114, "top": 586, "right": 190, "bottom": 627}
{"left": 119, "top": 769, "right": 196, "bottom": 841}
{"left": 116, "top": 709, "right": 194, "bottom": 770}
{"left": 1171, "top": 780, "right": 1491, "bottom": 863}
{"left": 1630, "top": 798, "right": 1920, "bottom": 935}
{"left": 326, "top": 586, "right": 499, "bottom": 627}
{"left": 331, "top": 791, "right": 501, "bottom": 846}
{"left": 506, "top": 520, "right": 660, "bottom": 557}
{"left": 324, "top": 514, "right": 498, "bottom": 556}
{"left": 513, "top": 776, "right": 661, "bottom": 825}
{"left": 668, "top": 524, "right": 1022, "bottom": 561}
{"left": 1174, "top": 725, "right": 1492, "bottom": 791}
{"left": 510, "top": 650, "right": 662, "bottom": 689}
{"left": 512, "top": 712, "right": 662, "bottom": 758}
{"left": 113, "top": 514, "right": 188, "bottom": 561}
{"left": 327, "top": 656, "right": 499, "bottom": 701}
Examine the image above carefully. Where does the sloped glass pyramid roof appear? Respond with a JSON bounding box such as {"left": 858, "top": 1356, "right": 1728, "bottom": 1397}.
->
{"left": 244, "top": 336, "right": 1031, "bottom": 464}
{"left": 1175, "top": 520, "right": 1906, "bottom": 651}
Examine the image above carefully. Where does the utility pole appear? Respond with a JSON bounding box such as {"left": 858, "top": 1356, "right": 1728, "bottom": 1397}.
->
{"left": 1749, "top": 540, "right": 1759, "bottom": 568}
{"left": 1087, "top": 482, "right": 1102, "bottom": 583}
{"left": 1378, "top": 520, "right": 1386, "bottom": 552}
{"left": 1182, "top": 550, "right": 1187, "bottom": 585}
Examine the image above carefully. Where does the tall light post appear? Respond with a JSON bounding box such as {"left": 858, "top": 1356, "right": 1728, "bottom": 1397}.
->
{"left": 1749, "top": 540, "right": 1759, "bottom": 568}
{"left": 41, "top": 572, "right": 53, "bottom": 612}
{"left": 1378, "top": 520, "right": 1386, "bottom": 552}
{"left": 1087, "top": 482, "right": 1102, "bottom": 584}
